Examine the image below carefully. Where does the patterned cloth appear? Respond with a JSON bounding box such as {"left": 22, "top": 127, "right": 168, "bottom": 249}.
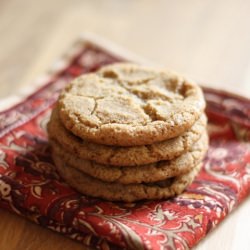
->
{"left": 0, "top": 38, "right": 250, "bottom": 250}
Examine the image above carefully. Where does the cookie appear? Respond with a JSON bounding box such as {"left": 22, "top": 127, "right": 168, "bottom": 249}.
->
{"left": 52, "top": 153, "right": 202, "bottom": 202}
{"left": 48, "top": 107, "right": 207, "bottom": 166}
{"left": 50, "top": 132, "right": 208, "bottom": 184}
{"left": 58, "top": 63, "right": 206, "bottom": 146}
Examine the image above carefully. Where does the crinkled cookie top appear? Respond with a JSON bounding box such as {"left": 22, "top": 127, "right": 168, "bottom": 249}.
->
{"left": 58, "top": 63, "right": 205, "bottom": 146}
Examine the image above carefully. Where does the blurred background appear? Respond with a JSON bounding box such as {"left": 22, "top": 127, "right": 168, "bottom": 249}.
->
{"left": 1, "top": 1, "right": 250, "bottom": 250}
{"left": 1, "top": 0, "right": 250, "bottom": 98}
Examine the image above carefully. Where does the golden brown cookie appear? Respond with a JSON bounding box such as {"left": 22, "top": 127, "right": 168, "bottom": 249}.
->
{"left": 48, "top": 107, "right": 207, "bottom": 166}
{"left": 52, "top": 153, "right": 202, "bottom": 202}
{"left": 50, "top": 132, "right": 208, "bottom": 184}
{"left": 58, "top": 63, "right": 206, "bottom": 146}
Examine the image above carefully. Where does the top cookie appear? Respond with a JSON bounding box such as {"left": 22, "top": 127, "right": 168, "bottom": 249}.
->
{"left": 58, "top": 63, "right": 206, "bottom": 146}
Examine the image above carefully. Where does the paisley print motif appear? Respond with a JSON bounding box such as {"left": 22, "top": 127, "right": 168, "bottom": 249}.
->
{"left": 0, "top": 39, "right": 250, "bottom": 250}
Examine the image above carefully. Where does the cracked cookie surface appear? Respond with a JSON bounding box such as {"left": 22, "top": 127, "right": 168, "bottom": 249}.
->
{"left": 58, "top": 63, "right": 206, "bottom": 146}
{"left": 48, "top": 107, "right": 207, "bottom": 166}
{"left": 52, "top": 153, "right": 202, "bottom": 202}
{"left": 50, "top": 132, "right": 208, "bottom": 184}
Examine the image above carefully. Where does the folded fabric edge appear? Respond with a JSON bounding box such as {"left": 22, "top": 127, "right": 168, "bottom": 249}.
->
{"left": 0, "top": 32, "right": 153, "bottom": 113}
{"left": 1, "top": 32, "right": 248, "bottom": 114}
{"left": 0, "top": 203, "right": 117, "bottom": 250}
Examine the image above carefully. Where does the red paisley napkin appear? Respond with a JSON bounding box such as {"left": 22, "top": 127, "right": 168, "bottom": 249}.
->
{"left": 0, "top": 36, "right": 250, "bottom": 250}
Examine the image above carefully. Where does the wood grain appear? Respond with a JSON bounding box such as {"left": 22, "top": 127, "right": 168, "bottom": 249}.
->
{"left": 0, "top": 1, "right": 250, "bottom": 249}
{"left": 0, "top": 209, "right": 90, "bottom": 250}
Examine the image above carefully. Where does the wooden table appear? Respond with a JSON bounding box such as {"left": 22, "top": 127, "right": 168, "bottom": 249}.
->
{"left": 0, "top": 1, "right": 250, "bottom": 249}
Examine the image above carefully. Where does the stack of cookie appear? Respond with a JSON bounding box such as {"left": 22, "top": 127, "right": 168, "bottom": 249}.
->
{"left": 48, "top": 63, "right": 208, "bottom": 202}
